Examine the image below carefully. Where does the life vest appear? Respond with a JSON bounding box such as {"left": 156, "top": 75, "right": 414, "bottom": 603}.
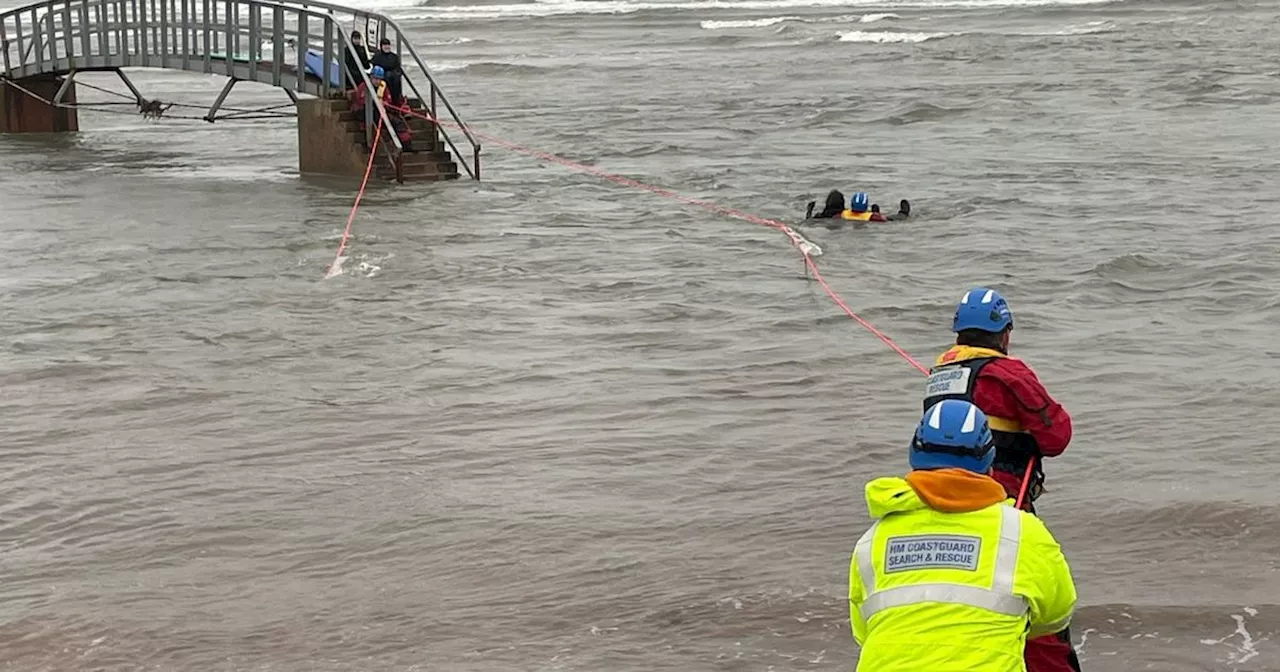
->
{"left": 841, "top": 209, "right": 873, "bottom": 221}
{"left": 924, "top": 346, "right": 1044, "bottom": 494}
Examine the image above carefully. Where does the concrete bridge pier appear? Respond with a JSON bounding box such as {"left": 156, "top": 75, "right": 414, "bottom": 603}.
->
{"left": 0, "top": 76, "right": 79, "bottom": 133}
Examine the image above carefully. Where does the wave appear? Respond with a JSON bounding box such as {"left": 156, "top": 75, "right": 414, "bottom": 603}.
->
{"left": 420, "top": 36, "right": 477, "bottom": 46}
{"left": 397, "top": 0, "right": 1121, "bottom": 21}
{"left": 700, "top": 16, "right": 798, "bottom": 29}
{"left": 837, "top": 30, "right": 953, "bottom": 43}
{"left": 429, "top": 61, "right": 550, "bottom": 75}
{"left": 1016, "top": 20, "right": 1116, "bottom": 35}
{"left": 699, "top": 12, "right": 899, "bottom": 29}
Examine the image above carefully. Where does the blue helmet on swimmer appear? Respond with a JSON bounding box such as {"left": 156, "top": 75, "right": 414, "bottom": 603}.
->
{"left": 850, "top": 191, "right": 870, "bottom": 213}
{"left": 953, "top": 286, "right": 1013, "bottom": 333}
{"left": 370, "top": 65, "right": 386, "bottom": 79}
{"left": 910, "top": 399, "right": 996, "bottom": 473}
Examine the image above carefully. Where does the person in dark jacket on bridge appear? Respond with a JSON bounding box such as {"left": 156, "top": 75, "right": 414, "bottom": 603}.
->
{"left": 344, "top": 30, "right": 370, "bottom": 91}
{"left": 370, "top": 37, "right": 406, "bottom": 106}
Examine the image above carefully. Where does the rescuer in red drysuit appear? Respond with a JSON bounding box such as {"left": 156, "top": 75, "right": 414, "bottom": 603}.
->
{"left": 350, "top": 66, "right": 415, "bottom": 152}
{"left": 923, "top": 286, "right": 1081, "bottom": 672}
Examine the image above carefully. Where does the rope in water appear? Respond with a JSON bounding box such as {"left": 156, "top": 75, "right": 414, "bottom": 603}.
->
{"left": 394, "top": 104, "right": 930, "bottom": 375}
{"left": 323, "top": 120, "right": 383, "bottom": 280}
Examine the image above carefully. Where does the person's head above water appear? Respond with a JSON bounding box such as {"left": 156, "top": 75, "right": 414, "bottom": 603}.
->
{"left": 821, "top": 189, "right": 845, "bottom": 216}
{"left": 952, "top": 287, "right": 1013, "bottom": 354}
{"left": 850, "top": 191, "right": 870, "bottom": 213}
{"left": 898, "top": 199, "right": 911, "bottom": 216}
{"left": 871, "top": 204, "right": 881, "bottom": 213}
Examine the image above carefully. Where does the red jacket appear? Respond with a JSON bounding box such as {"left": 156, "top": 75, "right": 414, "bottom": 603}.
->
{"left": 970, "top": 356, "right": 1072, "bottom": 457}
{"left": 935, "top": 346, "right": 1072, "bottom": 498}
{"left": 351, "top": 81, "right": 392, "bottom": 113}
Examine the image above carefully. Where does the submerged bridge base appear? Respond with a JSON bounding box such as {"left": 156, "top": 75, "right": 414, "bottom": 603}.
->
{"left": 0, "top": 77, "right": 79, "bottom": 133}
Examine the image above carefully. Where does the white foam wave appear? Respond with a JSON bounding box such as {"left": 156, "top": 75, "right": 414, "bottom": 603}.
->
{"left": 422, "top": 37, "right": 475, "bottom": 45}
{"left": 701, "top": 16, "right": 798, "bottom": 29}
{"left": 700, "top": 12, "right": 901, "bottom": 29}
{"left": 837, "top": 29, "right": 952, "bottom": 43}
{"left": 1025, "top": 20, "right": 1114, "bottom": 35}
{"left": 428, "top": 61, "right": 470, "bottom": 73}
{"left": 395, "top": 0, "right": 1118, "bottom": 21}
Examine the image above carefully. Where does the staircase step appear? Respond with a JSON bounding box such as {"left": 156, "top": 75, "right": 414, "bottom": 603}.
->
{"left": 400, "top": 151, "right": 453, "bottom": 165}
{"left": 348, "top": 133, "right": 443, "bottom": 151}
{"left": 374, "top": 167, "right": 458, "bottom": 182}
{"left": 402, "top": 161, "right": 457, "bottom": 176}
{"left": 342, "top": 118, "right": 441, "bottom": 138}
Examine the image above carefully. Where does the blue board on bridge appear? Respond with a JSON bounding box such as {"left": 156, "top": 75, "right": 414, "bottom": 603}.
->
{"left": 304, "top": 49, "right": 345, "bottom": 89}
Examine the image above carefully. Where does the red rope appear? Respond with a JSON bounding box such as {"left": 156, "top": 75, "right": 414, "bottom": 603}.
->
{"left": 324, "top": 121, "right": 384, "bottom": 280}
{"left": 398, "top": 106, "right": 929, "bottom": 375}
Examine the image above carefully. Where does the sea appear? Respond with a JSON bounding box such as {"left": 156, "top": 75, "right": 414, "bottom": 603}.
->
{"left": 2, "top": 0, "right": 1279, "bottom": 669}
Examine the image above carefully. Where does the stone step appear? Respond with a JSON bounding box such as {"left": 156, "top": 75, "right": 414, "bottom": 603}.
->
{"left": 374, "top": 164, "right": 459, "bottom": 181}
{"left": 341, "top": 118, "right": 441, "bottom": 137}
{"left": 401, "top": 150, "right": 454, "bottom": 165}
{"left": 345, "top": 131, "right": 442, "bottom": 151}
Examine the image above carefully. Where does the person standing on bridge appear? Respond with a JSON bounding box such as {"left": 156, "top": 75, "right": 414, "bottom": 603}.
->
{"left": 345, "top": 30, "right": 371, "bottom": 91}
{"left": 923, "top": 287, "right": 1081, "bottom": 672}
{"left": 848, "top": 399, "right": 1077, "bottom": 671}
{"left": 370, "top": 37, "right": 406, "bottom": 107}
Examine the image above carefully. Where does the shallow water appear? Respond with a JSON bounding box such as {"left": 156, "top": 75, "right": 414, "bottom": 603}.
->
{"left": 2, "top": 0, "right": 1280, "bottom": 669}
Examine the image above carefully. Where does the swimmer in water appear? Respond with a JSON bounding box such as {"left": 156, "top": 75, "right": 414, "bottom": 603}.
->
{"left": 869, "top": 204, "right": 887, "bottom": 222}
{"left": 805, "top": 189, "right": 846, "bottom": 219}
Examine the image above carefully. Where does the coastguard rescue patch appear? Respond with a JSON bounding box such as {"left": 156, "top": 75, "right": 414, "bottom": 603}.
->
{"left": 884, "top": 535, "right": 982, "bottom": 573}
{"left": 925, "top": 367, "right": 971, "bottom": 397}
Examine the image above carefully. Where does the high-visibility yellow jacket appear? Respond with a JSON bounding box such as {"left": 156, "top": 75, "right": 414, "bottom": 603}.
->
{"left": 848, "top": 469, "right": 1077, "bottom": 671}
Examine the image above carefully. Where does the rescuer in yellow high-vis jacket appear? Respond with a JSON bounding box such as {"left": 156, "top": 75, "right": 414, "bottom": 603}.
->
{"left": 849, "top": 399, "right": 1077, "bottom": 672}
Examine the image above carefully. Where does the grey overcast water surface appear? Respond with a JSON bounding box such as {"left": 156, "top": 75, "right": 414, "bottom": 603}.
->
{"left": 3, "top": 0, "right": 1280, "bottom": 669}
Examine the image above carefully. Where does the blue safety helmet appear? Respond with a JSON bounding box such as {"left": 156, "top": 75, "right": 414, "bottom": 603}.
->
{"left": 910, "top": 399, "right": 996, "bottom": 473}
{"left": 370, "top": 65, "right": 386, "bottom": 79}
{"left": 850, "top": 191, "right": 870, "bottom": 213}
{"left": 952, "top": 286, "right": 1013, "bottom": 333}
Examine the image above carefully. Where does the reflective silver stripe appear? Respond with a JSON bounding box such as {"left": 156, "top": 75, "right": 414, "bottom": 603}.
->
{"left": 853, "top": 521, "right": 880, "bottom": 594}
{"left": 992, "top": 505, "right": 1022, "bottom": 594}
{"left": 861, "top": 505, "right": 1029, "bottom": 622}
{"left": 861, "top": 583, "right": 1030, "bottom": 621}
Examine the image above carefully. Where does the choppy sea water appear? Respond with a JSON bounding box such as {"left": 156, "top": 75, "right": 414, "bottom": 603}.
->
{"left": 3, "top": 0, "right": 1280, "bottom": 669}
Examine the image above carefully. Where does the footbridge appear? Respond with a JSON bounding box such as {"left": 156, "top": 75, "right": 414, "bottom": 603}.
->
{"left": 0, "top": 0, "right": 480, "bottom": 181}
